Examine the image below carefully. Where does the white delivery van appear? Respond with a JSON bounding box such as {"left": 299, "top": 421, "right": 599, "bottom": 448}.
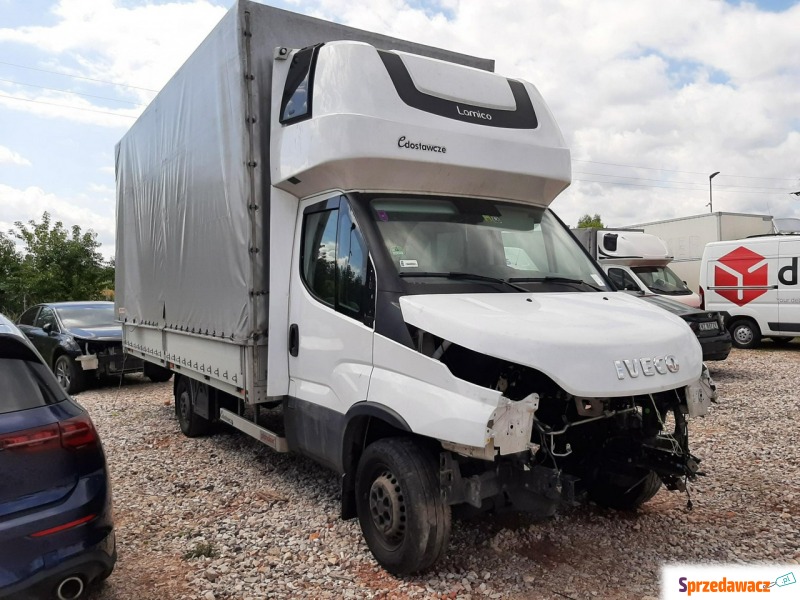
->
{"left": 700, "top": 235, "right": 800, "bottom": 348}
{"left": 573, "top": 229, "right": 701, "bottom": 307}
{"left": 116, "top": 0, "right": 713, "bottom": 575}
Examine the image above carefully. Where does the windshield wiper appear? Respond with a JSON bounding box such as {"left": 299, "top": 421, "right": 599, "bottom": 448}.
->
{"left": 399, "top": 271, "right": 530, "bottom": 293}
{"left": 508, "top": 276, "right": 603, "bottom": 291}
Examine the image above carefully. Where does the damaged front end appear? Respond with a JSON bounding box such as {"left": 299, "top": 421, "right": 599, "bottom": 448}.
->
{"left": 75, "top": 339, "right": 144, "bottom": 376}
{"left": 411, "top": 328, "right": 714, "bottom": 515}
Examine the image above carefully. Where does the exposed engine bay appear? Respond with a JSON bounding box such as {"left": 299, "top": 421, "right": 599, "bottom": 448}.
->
{"left": 410, "top": 326, "right": 715, "bottom": 512}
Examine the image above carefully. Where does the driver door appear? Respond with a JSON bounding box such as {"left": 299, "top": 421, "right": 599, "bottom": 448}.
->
{"left": 287, "top": 194, "right": 375, "bottom": 467}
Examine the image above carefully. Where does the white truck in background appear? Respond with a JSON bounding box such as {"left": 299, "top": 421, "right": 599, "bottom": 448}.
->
{"left": 115, "top": 0, "right": 713, "bottom": 575}
{"left": 624, "top": 212, "right": 775, "bottom": 293}
{"left": 573, "top": 228, "right": 702, "bottom": 307}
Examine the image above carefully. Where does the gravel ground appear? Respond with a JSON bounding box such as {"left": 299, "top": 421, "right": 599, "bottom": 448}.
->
{"left": 80, "top": 343, "right": 800, "bottom": 600}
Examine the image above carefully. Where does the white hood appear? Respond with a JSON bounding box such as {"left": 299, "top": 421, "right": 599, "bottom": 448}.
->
{"left": 399, "top": 291, "right": 702, "bottom": 398}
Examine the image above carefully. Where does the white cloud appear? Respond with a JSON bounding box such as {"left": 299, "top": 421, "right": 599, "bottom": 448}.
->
{"left": 0, "top": 145, "right": 31, "bottom": 166}
{"left": 1, "top": 0, "right": 798, "bottom": 238}
{"left": 298, "top": 0, "right": 800, "bottom": 224}
{"left": 88, "top": 183, "right": 115, "bottom": 194}
{"left": 0, "top": 184, "right": 116, "bottom": 259}
{"left": 0, "top": 0, "right": 227, "bottom": 117}
{"left": 0, "top": 87, "right": 140, "bottom": 126}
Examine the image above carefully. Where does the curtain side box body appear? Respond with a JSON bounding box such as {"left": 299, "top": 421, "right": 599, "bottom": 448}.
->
{"left": 114, "top": 0, "right": 492, "bottom": 399}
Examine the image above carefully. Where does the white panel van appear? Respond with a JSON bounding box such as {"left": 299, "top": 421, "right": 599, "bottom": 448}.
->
{"left": 700, "top": 235, "right": 800, "bottom": 348}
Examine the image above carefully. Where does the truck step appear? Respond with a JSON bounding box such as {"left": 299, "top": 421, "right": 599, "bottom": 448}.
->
{"left": 219, "top": 408, "right": 289, "bottom": 453}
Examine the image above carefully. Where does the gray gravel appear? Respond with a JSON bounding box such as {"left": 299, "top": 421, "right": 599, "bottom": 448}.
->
{"left": 83, "top": 343, "right": 800, "bottom": 600}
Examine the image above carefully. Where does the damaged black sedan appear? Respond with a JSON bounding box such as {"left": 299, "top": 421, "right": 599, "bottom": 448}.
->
{"left": 16, "top": 301, "right": 169, "bottom": 393}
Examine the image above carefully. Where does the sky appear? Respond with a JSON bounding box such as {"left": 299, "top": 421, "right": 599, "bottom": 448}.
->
{"left": 1, "top": 0, "right": 799, "bottom": 259}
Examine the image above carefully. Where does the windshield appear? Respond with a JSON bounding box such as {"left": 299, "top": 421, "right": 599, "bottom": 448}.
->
{"left": 631, "top": 266, "right": 692, "bottom": 295}
{"left": 368, "top": 196, "right": 608, "bottom": 291}
{"left": 56, "top": 304, "right": 117, "bottom": 329}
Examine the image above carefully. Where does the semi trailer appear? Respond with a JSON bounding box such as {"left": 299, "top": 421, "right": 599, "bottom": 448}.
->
{"left": 116, "top": 0, "right": 713, "bottom": 575}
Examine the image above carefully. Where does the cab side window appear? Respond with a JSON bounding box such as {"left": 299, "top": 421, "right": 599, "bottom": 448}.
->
{"left": 302, "top": 209, "right": 338, "bottom": 306}
{"left": 608, "top": 268, "right": 641, "bottom": 292}
{"left": 337, "top": 206, "right": 369, "bottom": 319}
{"left": 301, "top": 197, "right": 372, "bottom": 323}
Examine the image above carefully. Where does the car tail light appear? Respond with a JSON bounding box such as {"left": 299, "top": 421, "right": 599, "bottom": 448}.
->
{"left": 59, "top": 414, "right": 98, "bottom": 450}
{"left": 699, "top": 286, "right": 705, "bottom": 309}
{"left": 0, "top": 415, "right": 98, "bottom": 452}
{"left": 0, "top": 424, "right": 60, "bottom": 451}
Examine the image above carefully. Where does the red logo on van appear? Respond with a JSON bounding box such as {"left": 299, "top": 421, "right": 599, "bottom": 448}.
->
{"left": 714, "top": 246, "right": 768, "bottom": 306}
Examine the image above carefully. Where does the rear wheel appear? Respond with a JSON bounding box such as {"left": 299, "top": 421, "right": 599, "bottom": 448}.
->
{"left": 144, "top": 362, "right": 173, "bottom": 382}
{"left": 174, "top": 377, "right": 210, "bottom": 437}
{"left": 729, "top": 318, "right": 761, "bottom": 349}
{"left": 355, "top": 438, "right": 451, "bottom": 575}
{"left": 54, "top": 355, "right": 84, "bottom": 394}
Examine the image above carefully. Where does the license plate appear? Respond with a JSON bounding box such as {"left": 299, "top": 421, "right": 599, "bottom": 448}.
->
{"left": 699, "top": 322, "right": 719, "bottom": 331}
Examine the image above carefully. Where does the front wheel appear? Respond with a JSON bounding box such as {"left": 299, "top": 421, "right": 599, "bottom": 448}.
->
{"left": 729, "top": 319, "right": 761, "bottom": 349}
{"left": 589, "top": 469, "right": 662, "bottom": 510}
{"left": 54, "top": 355, "right": 84, "bottom": 394}
{"left": 174, "top": 377, "right": 210, "bottom": 437}
{"left": 355, "top": 438, "right": 451, "bottom": 575}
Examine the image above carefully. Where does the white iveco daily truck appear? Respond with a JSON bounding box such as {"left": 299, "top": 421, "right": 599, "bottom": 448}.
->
{"left": 116, "top": 0, "right": 713, "bottom": 575}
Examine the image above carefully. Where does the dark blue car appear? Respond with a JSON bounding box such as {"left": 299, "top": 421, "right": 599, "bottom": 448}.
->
{"left": 0, "top": 313, "right": 116, "bottom": 599}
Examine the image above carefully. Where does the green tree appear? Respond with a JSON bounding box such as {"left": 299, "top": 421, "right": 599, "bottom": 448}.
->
{"left": 577, "top": 213, "right": 605, "bottom": 228}
{"left": 0, "top": 232, "right": 23, "bottom": 316}
{"left": 1, "top": 212, "right": 114, "bottom": 318}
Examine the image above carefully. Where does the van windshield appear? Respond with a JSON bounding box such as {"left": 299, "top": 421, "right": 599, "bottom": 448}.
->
{"left": 631, "top": 265, "right": 692, "bottom": 295}
{"left": 368, "top": 196, "right": 608, "bottom": 292}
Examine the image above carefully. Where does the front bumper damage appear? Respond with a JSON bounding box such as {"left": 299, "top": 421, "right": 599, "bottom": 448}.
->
{"left": 439, "top": 371, "right": 717, "bottom": 515}
{"left": 75, "top": 344, "right": 144, "bottom": 375}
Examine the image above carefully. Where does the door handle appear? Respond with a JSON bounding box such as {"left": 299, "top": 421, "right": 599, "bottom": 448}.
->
{"left": 289, "top": 323, "right": 299, "bottom": 357}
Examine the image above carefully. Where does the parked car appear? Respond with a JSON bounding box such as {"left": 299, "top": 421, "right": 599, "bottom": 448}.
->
{"left": 0, "top": 312, "right": 116, "bottom": 599}
{"left": 635, "top": 294, "right": 732, "bottom": 361}
{"left": 16, "top": 301, "right": 170, "bottom": 394}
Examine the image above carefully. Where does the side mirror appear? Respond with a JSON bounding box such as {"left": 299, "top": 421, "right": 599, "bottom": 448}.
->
{"left": 42, "top": 323, "right": 53, "bottom": 334}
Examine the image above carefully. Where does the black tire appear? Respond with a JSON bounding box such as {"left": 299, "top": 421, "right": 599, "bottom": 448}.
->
{"left": 589, "top": 469, "right": 662, "bottom": 510}
{"left": 770, "top": 336, "right": 794, "bottom": 345}
{"left": 174, "top": 377, "right": 211, "bottom": 437}
{"left": 144, "top": 362, "right": 173, "bottom": 382}
{"left": 54, "top": 354, "right": 84, "bottom": 395}
{"left": 355, "top": 438, "right": 451, "bottom": 575}
{"left": 729, "top": 318, "right": 761, "bottom": 349}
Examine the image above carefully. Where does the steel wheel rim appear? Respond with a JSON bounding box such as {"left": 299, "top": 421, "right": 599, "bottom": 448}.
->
{"left": 734, "top": 325, "right": 753, "bottom": 345}
{"left": 368, "top": 470, "right": 406, "bottom": 546}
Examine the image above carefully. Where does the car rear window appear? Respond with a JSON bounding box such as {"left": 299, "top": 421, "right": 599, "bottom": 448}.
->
{"left": 0, "top": 344, "right": 67, "bottom": 414}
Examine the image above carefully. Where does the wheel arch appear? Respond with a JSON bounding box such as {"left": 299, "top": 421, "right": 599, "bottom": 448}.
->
{"left": 340, "top": 402, "right": 417, "bottom": 520}
{"left": 50, "top": 348, "right": 67, "bottom": 369}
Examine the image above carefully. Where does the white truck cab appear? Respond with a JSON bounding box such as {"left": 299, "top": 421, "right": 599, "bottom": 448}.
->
{"left": 116, "top": 1, "right": 712, "bottom": 576}
{"left": 574, "top": 228, "right": 701, "bottom": 307}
